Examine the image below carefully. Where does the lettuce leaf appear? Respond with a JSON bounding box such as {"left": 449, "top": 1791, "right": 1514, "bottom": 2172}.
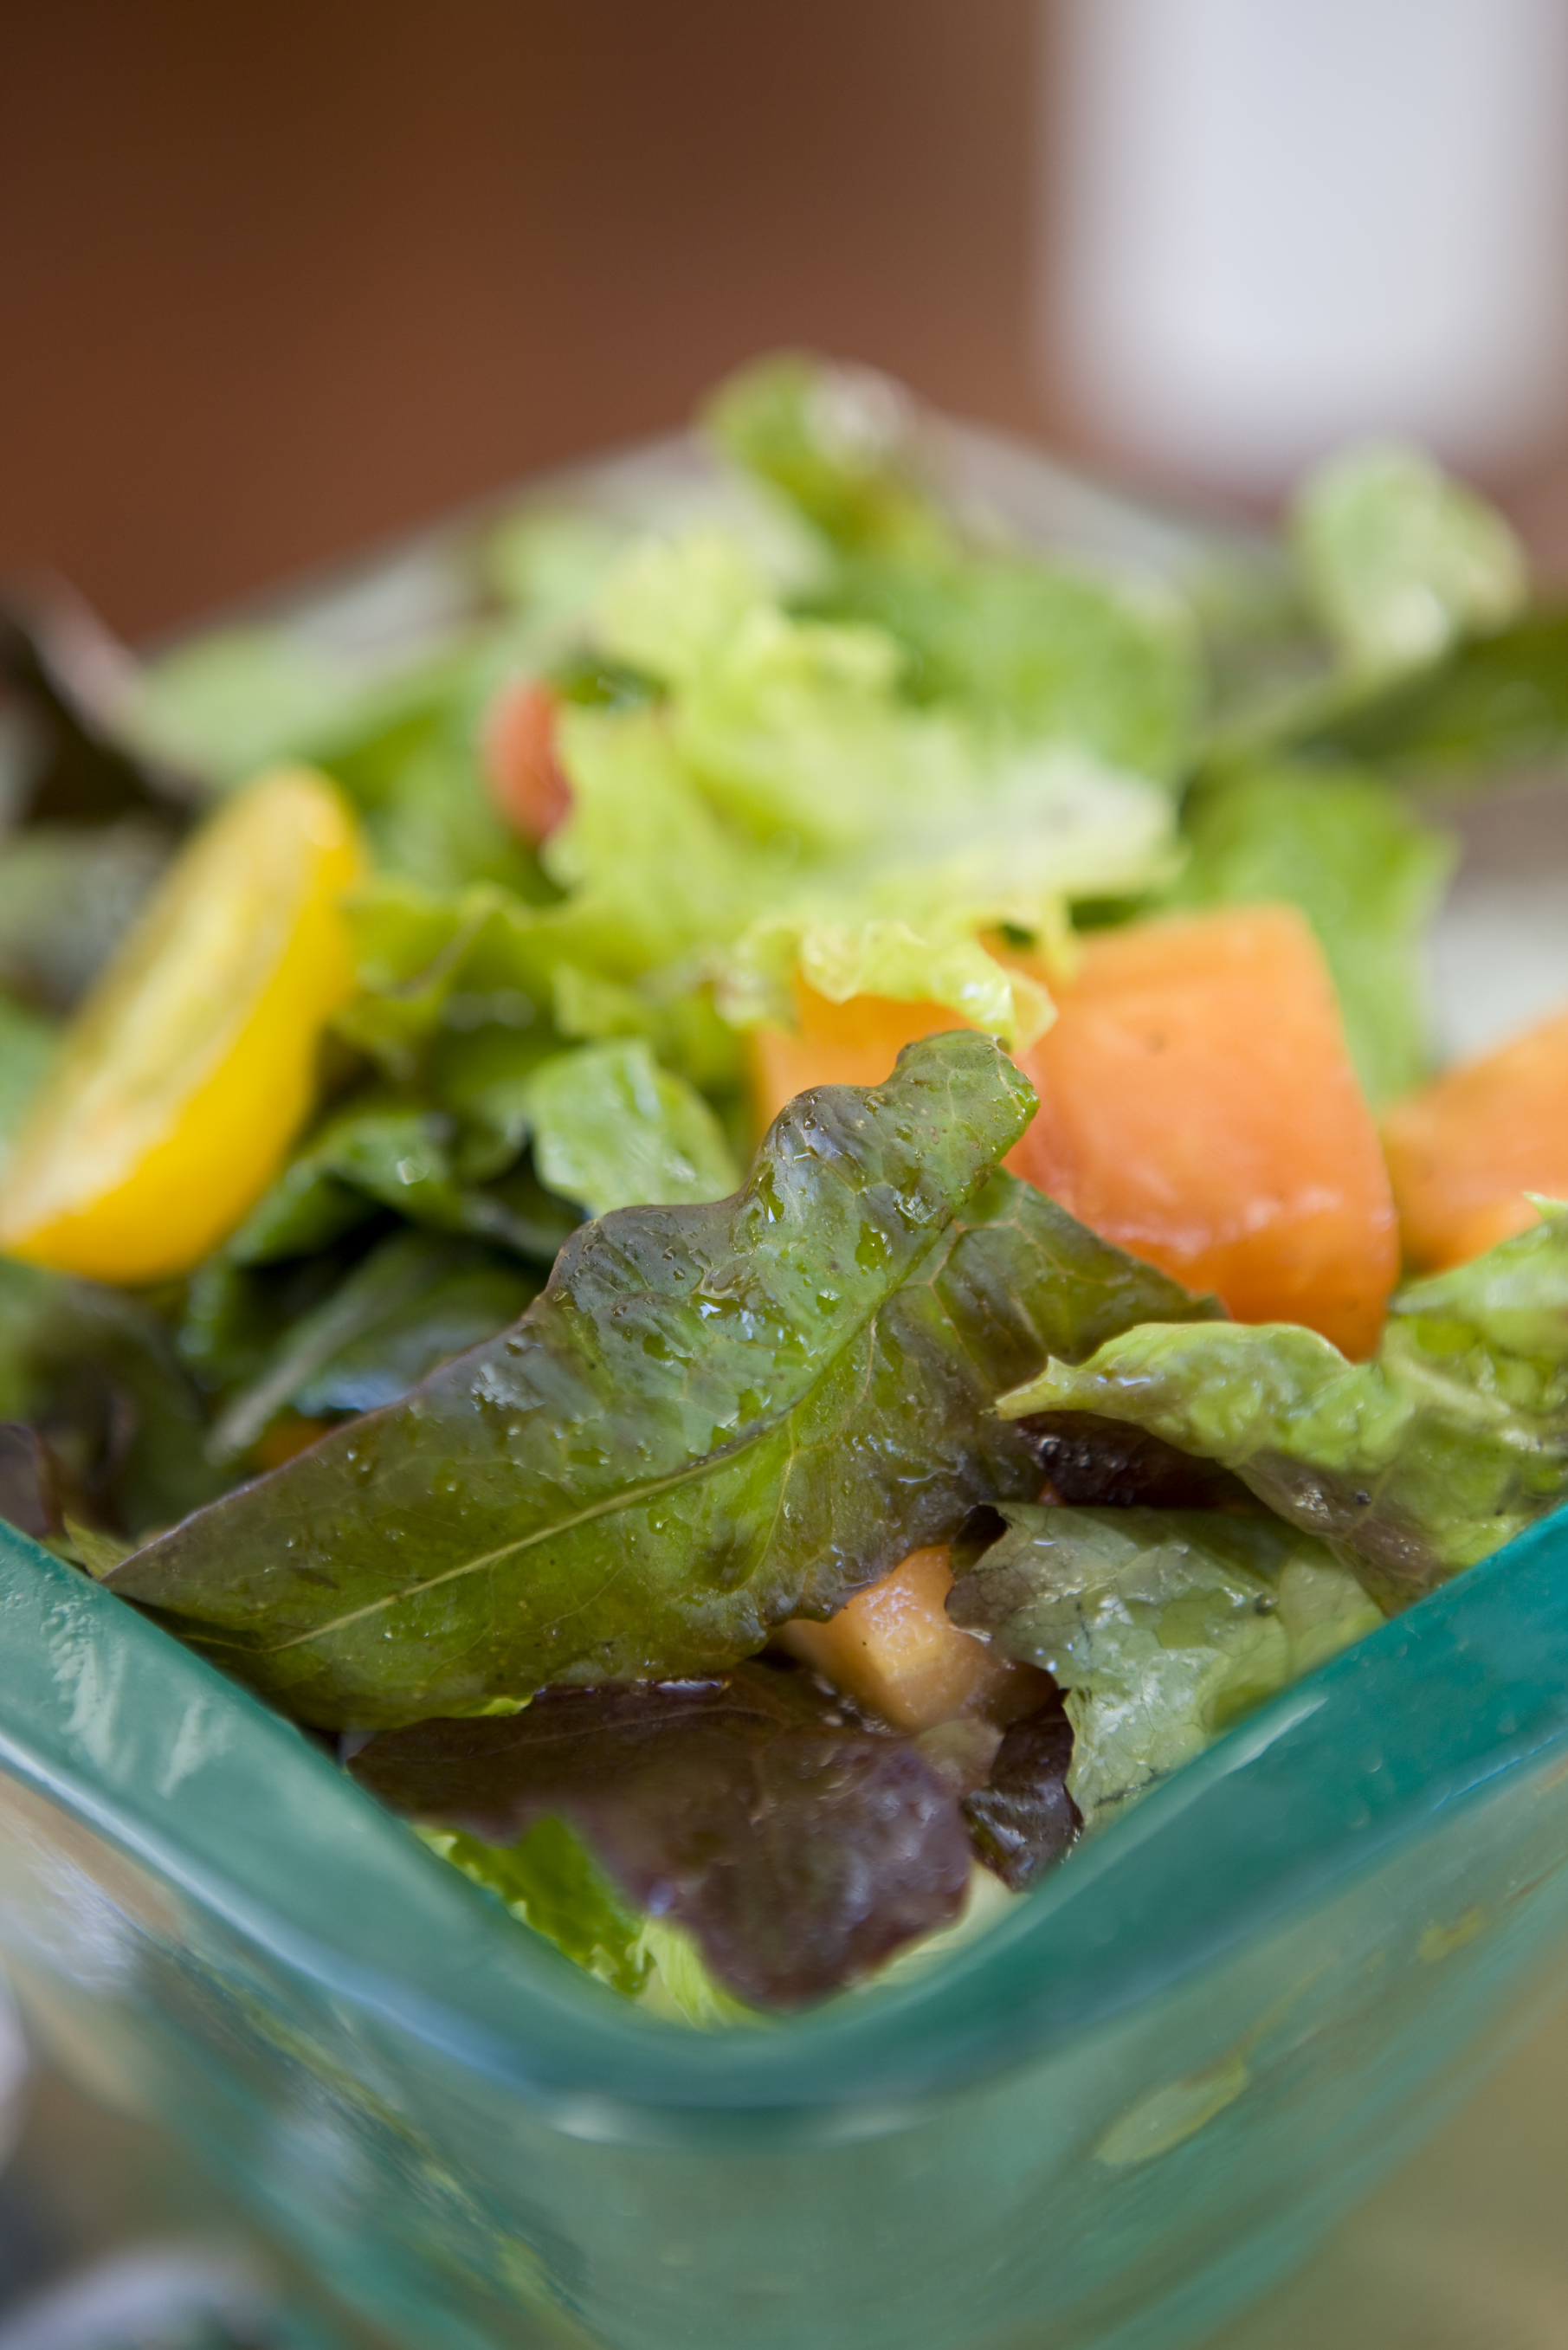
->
{"left": 107, "top": 1033, "right": 1219, "bottom": 1727}
{"left": 818, "top": 552, "right": 1202, "bottom": 785}
{"left": 353, "top": 1662, "right": 972, "bottom": 2008}
{"left": 205, "top": 1230, "right": 538, "bottom": 1463}
{"left": 705, "top": 352, "right": 945, "bottom": 558}
{"left": 0, "top": 1260, "right": 227, "bottom": 1539}
{"left": 997, "top": 1205, "right": 1568, "bottom": 1607}
{"left": 1297, "top": 606, "right": 1568, "bottom": 787}
{"left": 709, "top": 353, "right": 1203, "bottom": 783}
{"left": 575, "top": 530, "right": 1180, "bottom": 1045}
{"left": 949, "top": 1503, "right": 1381, "bottom": 1822}
{"left": 515, "top": 1041, "right": 739, "bottom": 1217}
{"left": 223, "top": 1088, "right": 576, "bottom": 1270}
{"left": 429, "top": 1811, "right": 757, "bottom": 2023}
{"left": 416, "top": 1816, "right": 651, "bottom": 1998}
{"left": 1171, "top": 764, "right": 1455, "bottom": 1106}
{"left": 1291, "top": 442, "right": 1527, "bottom": 682}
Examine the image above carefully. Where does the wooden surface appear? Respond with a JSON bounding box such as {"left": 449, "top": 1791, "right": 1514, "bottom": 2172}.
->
{"left": 1206, "top": 1984, "right": 1568, "bottom": 2350}
{"left": 0, "top": 0, "right": 1043, "bottom": 639}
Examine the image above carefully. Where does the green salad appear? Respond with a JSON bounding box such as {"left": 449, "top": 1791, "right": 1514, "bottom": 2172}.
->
{"left": 2, "top": 353, "right": 1566, "bottom": 2018}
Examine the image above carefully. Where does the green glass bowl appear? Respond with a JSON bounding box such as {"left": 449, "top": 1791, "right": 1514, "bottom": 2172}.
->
{"left": 2, "top": 1509, "right": 1568, "bottom": 2350}
{"left": 6, "top": 422, "right": 1567, "bottom": 2348}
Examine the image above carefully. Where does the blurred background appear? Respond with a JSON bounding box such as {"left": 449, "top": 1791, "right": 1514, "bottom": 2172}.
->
{"left": 4, "top": 3, "right": 1568, "bottom": 2343}
{"left": 7, "top": 0, "right": 1568, "bottom": 645}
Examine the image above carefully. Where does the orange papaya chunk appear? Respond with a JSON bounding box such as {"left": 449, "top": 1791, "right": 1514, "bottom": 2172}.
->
{"left": 1007, "top": 905, "right": 1397, "bottom": 1357}
{"left": 1384, "top": 1006, "right": 1568, "bottom": 1270}
{"left": 749, "top": 983, "right": 965, "bottom": 1136}
{"left": 779, "top": 1546, "right": 1045, "bottom": 1733}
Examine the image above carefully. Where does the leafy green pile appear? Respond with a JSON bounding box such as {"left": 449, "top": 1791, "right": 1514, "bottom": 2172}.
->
{"left": 107, "top": 1034, "right": 1217, "bottom": 1727}
{"left": 5, "top": 352, "right": 1568, "bottom": 2009}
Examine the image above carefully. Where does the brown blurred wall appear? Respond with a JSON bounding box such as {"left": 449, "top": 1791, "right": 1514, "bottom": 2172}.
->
{"left": 0, "top": 0, "right": 1043, "bottom": 641}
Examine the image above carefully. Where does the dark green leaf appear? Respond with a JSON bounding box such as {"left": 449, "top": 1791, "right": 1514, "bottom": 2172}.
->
{"left": 108, "top": 1033, "right": 1219, "bottom": 1727}
{"left": 226, "top": 1088, "right": 576, "bottom": 1270}
{"left": 207, "top": 1230, "right": 539, "bottom": 1463}
{"left": 0, "top": 1260, "right": 227, "bottom": 1538}
{"left": 997, "top": 1205, "right": 1568, "bottom": 1608}
{"left": 177, "top": 1234, "right": 379, "bottom": 1398}
{"left": 352, "top": 1662, "right": 973, "bottom": 2008}
{"left": 1299, "top": 607, "right": 1568, "bottom": 784}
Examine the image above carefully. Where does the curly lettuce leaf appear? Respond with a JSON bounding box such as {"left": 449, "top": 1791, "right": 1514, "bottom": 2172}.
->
{"left": 108, "top": 1034, "right": 1218, "bottom": 1727}
{"left": 1172, "top": 764, "right": 1456, "bottom": 1106}
{"left": 321, "top": 516, "right": 1180, "bottom": 1067}
{"left": 1292, "top": 443, "right": 1527, "bottom": 682}
{"left": 576, "top": 528, "right": 1180, "bottom": 1044}
{"left": 355, "top": 1662, "right": 971, "bottom": 2009}
{"left": 997, "top": 1205, "right": 1568, "bottom": 1607}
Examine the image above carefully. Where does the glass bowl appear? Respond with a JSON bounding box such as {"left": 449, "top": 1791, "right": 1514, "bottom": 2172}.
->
{"left": 3, "top": 423, "right": 1567, "bottom": 2350}
{"left": 3, "top": 1512, "right": 1568, "bottom": 2350}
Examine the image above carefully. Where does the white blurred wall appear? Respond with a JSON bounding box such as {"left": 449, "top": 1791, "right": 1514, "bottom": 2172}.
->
{"left": 1048, "top": 0, "right": 1568, "bottom": 490}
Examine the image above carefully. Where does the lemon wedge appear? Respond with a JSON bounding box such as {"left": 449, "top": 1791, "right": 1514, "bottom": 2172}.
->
{"left": 0, "top": 766, "right": 364, "bottom": 1282}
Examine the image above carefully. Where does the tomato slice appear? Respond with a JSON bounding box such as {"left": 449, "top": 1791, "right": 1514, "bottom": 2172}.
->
{"left": 0, "top": 766, "right": 363, "bottom": 1282}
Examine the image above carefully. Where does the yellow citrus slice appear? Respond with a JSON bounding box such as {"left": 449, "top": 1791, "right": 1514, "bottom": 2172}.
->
{"left": 0, "top": 766, "right": 364, "bottom": 1282}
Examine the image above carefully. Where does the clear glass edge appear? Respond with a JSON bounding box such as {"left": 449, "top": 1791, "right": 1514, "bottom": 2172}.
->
{"left": 2, "top": 1506, "right": 1565, "bottom": 2121}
